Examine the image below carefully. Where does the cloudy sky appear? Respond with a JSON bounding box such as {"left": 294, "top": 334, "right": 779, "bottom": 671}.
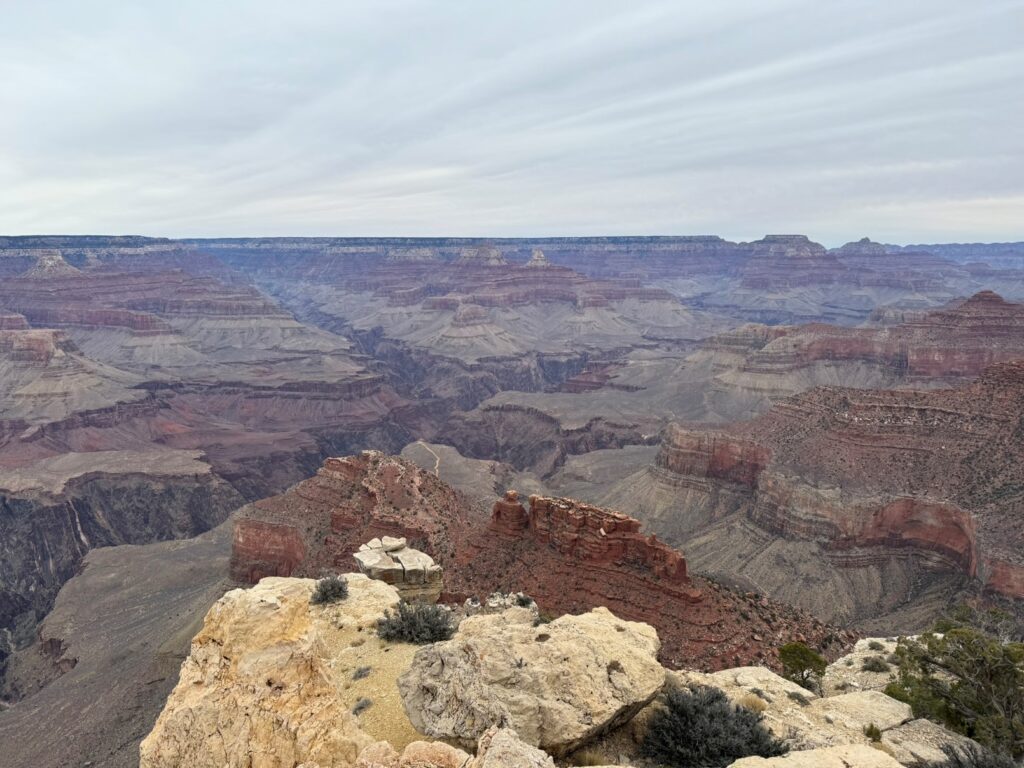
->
{"left": 1, "top": 1, "right": 1022, "bottom": 244}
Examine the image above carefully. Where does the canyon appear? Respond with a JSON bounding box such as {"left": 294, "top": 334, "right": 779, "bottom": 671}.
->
{"left": 229, "top": 450, "right": 854, "bottom": 670}
{"left": 599, "top": 360, "right": 1024, "bottom": 628}
{"left": 0, "top": 232, "right": 1022, "bottom": 767}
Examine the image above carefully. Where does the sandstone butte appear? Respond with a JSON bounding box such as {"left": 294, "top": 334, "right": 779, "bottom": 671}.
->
{"left": 230, "top": 451, "right": 855, "bottom": 670}
{"left": 652, "top": 359, "right": 1024, "bottom": 601}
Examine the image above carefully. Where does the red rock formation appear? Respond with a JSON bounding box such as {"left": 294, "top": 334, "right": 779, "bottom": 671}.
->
{"left": 657, "top": 427, "right": 770, "bottom": 489}
{"left": 652, "top": 361, "right": 1024, "bottom": 600}
{"left": 230, "top": 451, "right": 855, "bottom": 670}
{"left": 525, "top": 495, "right": 689, "bottom": 583}
{"left": 490, "top": 490, "right": 530, "bottom": 535}
{"left": 0, "top": 312, "right": 29, "bottom": 330}
{"left": 704, "top": 291, "right": 1024, "bottom": 385}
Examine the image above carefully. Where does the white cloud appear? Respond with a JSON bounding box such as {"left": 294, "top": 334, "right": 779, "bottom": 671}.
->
{"left": 1, "top": 0, "right": 1021, "bottom": 243}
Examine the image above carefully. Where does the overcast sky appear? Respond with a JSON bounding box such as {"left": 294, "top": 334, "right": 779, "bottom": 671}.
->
{"left": 1, "top": 1, "right": 1022, "bottom": 244}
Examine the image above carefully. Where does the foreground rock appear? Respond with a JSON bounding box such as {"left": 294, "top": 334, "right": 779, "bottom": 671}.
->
{"left": 822, "top": 637, "right": 899, "bottom": 696}
{"left": 730, "top": 743, "right": 902, "bottom": 767}
{"left": 355, "top": 739, "right": 471, "bottom": 767}
{"left": 140, "top": 575, "right": 402, "bottom": 768}
{"left": 231, "top": 451, "right": 853, "bottom": 671}
{"left": 678, "top": 666, "right": 973, "bottom": 766}
{"left": 398, "top": 606, "right": 665, "bottom": 755}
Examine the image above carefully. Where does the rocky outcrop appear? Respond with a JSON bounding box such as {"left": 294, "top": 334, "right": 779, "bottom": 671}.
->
{"left": 353, "top": 536, "right": 443, "bottom": 602}
{"left": 140, "top": 575, "right": 401, "bottom": 768}
{"left": 678, "top": 665, "right": 974, "bottom": 766}
{"left": 230, "top": 452, "right": 473, "bottom": 585}
{"left": 822, "top": 637, "right": 899, "bottom": 696}
{"left": 20, "top": 250, "right": 82, "bottom": 278}
{"left": 657, "top": 427, "right": 770, "bottom": 489}
{"left": 231, "top": 452, "right": 854, "bottom": 671}
{"left": 398, "top": 605, "right": 665, "bottom": 755}
{"left": 730, "top": 744, "right": 903, "bottom": 768}
{"left": 490, "top": 493, "right": 689, "bottom": 584}
{"left": 622, "top": 360, "right": 1024, "bottom": 627}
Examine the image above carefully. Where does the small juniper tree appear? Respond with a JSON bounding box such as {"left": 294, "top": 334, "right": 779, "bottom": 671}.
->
{"left": 778, "top": 641, "right": 827, "bottom": 693}
{"left": 885, "top": 606, "right": 1024, "bottom": 759}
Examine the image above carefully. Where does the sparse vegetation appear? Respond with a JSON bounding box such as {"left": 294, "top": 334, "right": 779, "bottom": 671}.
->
{"left": 778, "top": 641, "right": 827, "bottom": 693}
{"left": 515, "top": 593, "right": 535, "bottom": 608}
{"left": 869, "top": 640, "right": 886, "bottom": 651}
{"left": 864, "top": 723, "right": 882, "bottom": 742}
{"left": 737, "top": 692, "right": 768, "bottom": 713}
{"left": 786, "top": 690, "right": 811, "bottom": 706}
{"left": 885, "top": 604, "right": 1024, "bottom": 758}
{"left": 641, "top": 683, "right": 788, "bottom": 768}
{"left": 750, "top": 687, "right": 771, "bottom": 702}
{"left": 862, "top": 655, "right": 891, "bottom": 673}
{"left": 352, "top": 666, "right": 371, "bottom": 680}
{"left": 377, "top": 600, "right": 455, "bottom": 644}
{"left": 310, "top": 575, "right": 348, "bottom": 605}
{"left": 352, "top": 697, "right": 373, "bottom": 715}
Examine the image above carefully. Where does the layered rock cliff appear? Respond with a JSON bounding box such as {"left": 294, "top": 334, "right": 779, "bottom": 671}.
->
{"left": 231, "top": 451, "right": 854, "bottom": 670}
{"left": 610, "top": 361, "right": 1024, "bottom": 626}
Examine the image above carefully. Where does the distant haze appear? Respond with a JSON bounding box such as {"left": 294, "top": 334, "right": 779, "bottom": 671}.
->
{"left": 1, "top": 0, "right": 1022, "bottom": 244}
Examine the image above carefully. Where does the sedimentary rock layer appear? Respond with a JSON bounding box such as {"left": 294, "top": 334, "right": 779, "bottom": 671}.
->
{"left": 231, "top": 451, "right": 854, "bottom": 670}
{"left": 618, "top": 361, "right": 1024, "bottom": 624}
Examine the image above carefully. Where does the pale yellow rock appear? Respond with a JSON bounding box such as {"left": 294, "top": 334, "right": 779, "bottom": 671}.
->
{"left": 881, "top": 718, "right": 977, "bottom": 766}
{"left": 473, "top": 727, "right": 555, "bottom": 767}
{"left": 813, "top": 690, "right": 912, "bottom": 734}
{"left": 398, "top": 606, "right": 665, "bottom": 756}
{"left": 822, "top": 637, "right": 899, "bottom": 696}
{"left": 730, "top": 744, "right": 904, "bottom": 767}
{"left": 355, "top": 739, "right": 472, "bottom": 768}
{"left": 669, "top": 666, "right": 980, "bottom": 768}
{"left": 140, "top": 575, "right": 403, "bottom": 768}
{"left": 673, "top": 668, "right": 913, "bottom": 753}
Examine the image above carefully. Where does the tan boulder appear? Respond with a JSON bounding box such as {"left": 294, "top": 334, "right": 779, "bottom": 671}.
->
{"left": 473, "top": 727, "right": 555, "bottom": 767}
{"left": 354, "top": 538, "right": 444, "bottom": 603}
{"left": 674, "top": 668, "right": 913, "bottom": 753}
{"left": 813, "top": 690, "right": 912, "bottom": 734}
{"left": 729, "top": 743, "right": 904, "bottom": 767}
{"left": 140, "top": 575, "right": 402, "bottom": 768}
{"left": 355, "top": 740, "right": 472, "bottom": 767}
{"left": 881, "top": 718, "right": 977, "bottom": 766}
{"left": 398, "top": 606, "right": 665, "bottom": 756}
{"left": 672, "top": 666, "right": 983, "bottom": 767}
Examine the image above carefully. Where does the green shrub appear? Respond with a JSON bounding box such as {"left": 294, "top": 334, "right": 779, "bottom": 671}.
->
{"left": 786, "top": 690, "right": 810, "bottom": 706}
{"left": 352, "top": 697, "right": 373, "bottom": 715}
{"left": 778, "top": 641, "right": 827, "bottom": 692}
{"left": 641, "top": 684, "right": 788, "bottom": 767}
{"left": 864, "top": 723, "right": 882, "bottom": 742}
{"left": 310, "top": 575, "right": 348, "bottom": 605}
{"left": 868, "top": 640, "right": 886, "bottom": 651}
{"left": 377, "top": 601, "right": 455, "bottom": 644}
{"left": 862, "top": 655, "right": 890, "bottom": 673}
{"left": 887, "top": 605, "right": 1024, "bottom": 758}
